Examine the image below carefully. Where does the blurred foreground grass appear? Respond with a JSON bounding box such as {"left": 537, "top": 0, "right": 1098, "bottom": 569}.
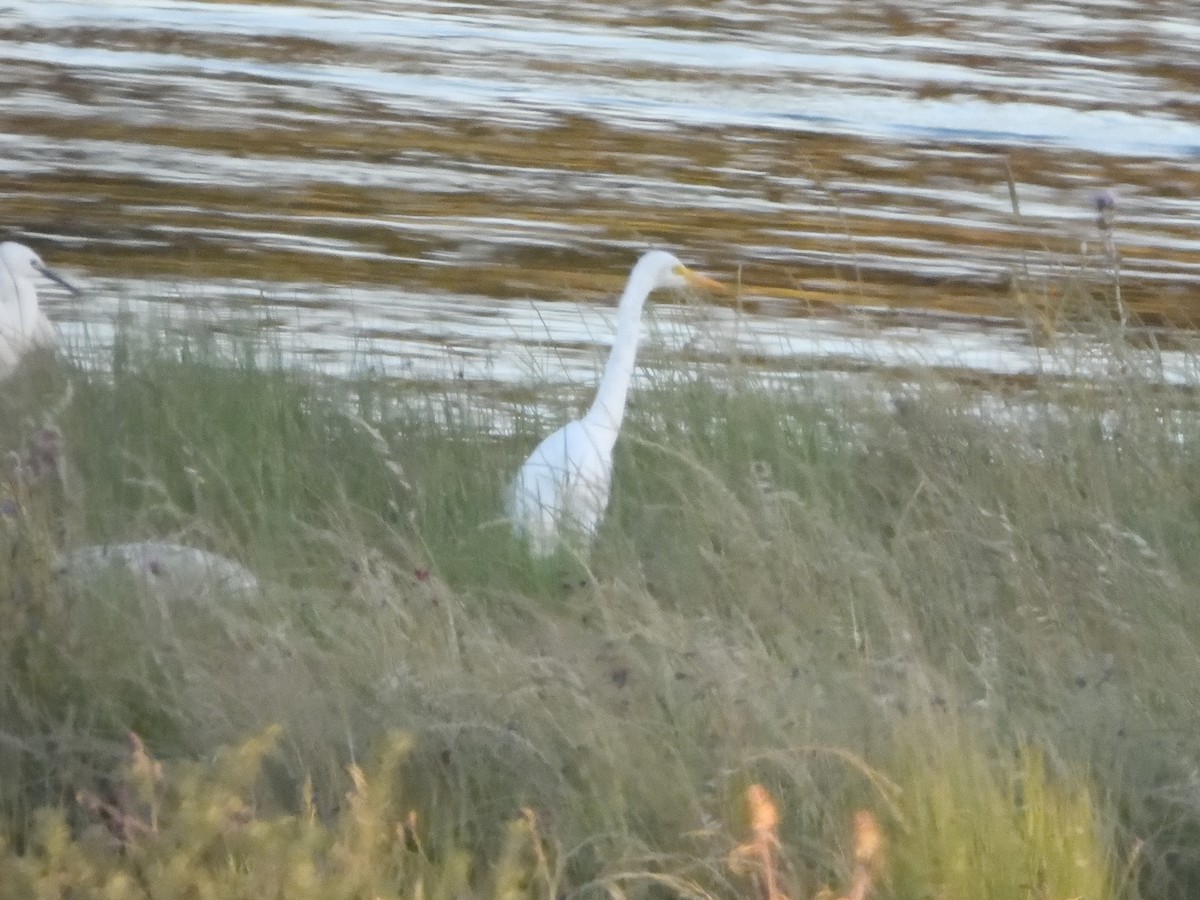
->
{"left": 1, "top": 319, "right": 1198, "bottom": 898}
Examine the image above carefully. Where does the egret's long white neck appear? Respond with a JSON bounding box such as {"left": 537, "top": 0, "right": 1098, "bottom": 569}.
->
{"left": 585, "top": 258, "right": 659, "bottom": 436}
{"left": 14, "top": 280, "right": 41, "bottom": 338}
{"left": 0, "top": 268, "right": 23, "bottom": 332}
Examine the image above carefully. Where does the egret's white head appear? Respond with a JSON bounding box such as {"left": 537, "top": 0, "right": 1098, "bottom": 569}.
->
{"left": 634, "top": 249, "right": 724, "bottom": 293}
{"left": 0, "top": 241, "right": 78, "bottom": 295}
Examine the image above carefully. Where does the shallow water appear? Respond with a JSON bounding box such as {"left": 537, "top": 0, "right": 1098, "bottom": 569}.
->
{"left": 5, "top": 0, "right": 1200, "bottom": 392}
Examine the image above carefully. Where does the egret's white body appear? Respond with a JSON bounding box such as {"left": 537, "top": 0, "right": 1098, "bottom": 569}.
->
{"left": 0, "top": 241, "right": 77, "bottom": 378}
{"left": 507, "top": 250, "right": 722, "bottom": 557}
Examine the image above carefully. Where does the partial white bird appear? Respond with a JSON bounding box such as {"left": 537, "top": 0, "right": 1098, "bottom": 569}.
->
{"left": 507, "top": 250, "right": 723, "bottom": 557}
{"left": 0, "top": 241, "right": 78, "bottom": 378}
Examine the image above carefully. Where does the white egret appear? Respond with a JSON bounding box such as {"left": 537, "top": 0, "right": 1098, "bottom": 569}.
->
{"left": 0, "top": 241, "right": 78, "bottom": 377}
{"left": 507, "top": 250, "right": 723, "bottom": 557}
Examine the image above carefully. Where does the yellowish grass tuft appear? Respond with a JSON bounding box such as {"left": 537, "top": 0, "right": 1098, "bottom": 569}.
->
{"left": 1, "top": 727, "right": 564, "bottom": 899}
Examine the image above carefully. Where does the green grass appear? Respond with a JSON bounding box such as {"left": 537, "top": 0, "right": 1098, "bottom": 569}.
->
{"left": 2, "top": 318, "right": 1200, "bottom": 898}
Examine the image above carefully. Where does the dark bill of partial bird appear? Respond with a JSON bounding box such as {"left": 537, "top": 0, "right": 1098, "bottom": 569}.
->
{"left": 32, "top": 260, "right": 80, "bottom": 295}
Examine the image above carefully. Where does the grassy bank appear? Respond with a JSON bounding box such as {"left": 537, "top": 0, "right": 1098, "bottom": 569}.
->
{"left": 2, "top": 322, "right": 1199, "bottom": 898}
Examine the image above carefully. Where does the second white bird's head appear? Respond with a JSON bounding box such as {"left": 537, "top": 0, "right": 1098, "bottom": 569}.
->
{"left": 0, "top": 242, "right": 79, "bottom": 296}
{"left": 636, "top": 249, "right": 725, "bottom": 294}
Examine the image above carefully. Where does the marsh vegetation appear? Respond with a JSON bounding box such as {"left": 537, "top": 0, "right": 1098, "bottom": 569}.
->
{"left": 1, "top": 310, "right": 1198, "bottom": 898}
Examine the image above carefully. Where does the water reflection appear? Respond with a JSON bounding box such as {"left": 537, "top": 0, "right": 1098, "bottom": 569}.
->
{"left": 51, "top": 275, "right": 1200, "bottom": 407}
{"left": 5, "top": 0, "right": 1200, "bottom": 387}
